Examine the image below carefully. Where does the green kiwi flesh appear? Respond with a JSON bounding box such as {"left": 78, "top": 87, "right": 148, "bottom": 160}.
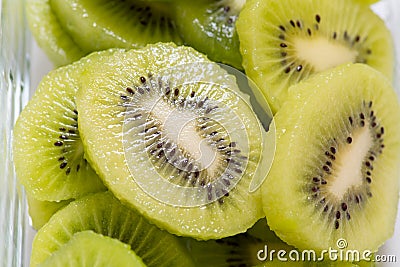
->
{"left": 27, "top": 194, "right": 72, "bottom": 230}
{"left": 236, "top": 0, "right": 394, "bottom": 112}
{"left": 30, "top": 191, "right": 195, "bottom": 267}
{"left": 263, "top": 64, "right": 400, "bottom": 253}
{"left": 26, "top": 0, "right": 85, "bottom": 66}
{"left": 12, "top": 50, "right": 117, "bottom": 201}
{"left": 39, "top": 230, "right": 147, "bottom": 267}
{"left": 173, "top": 0, "right": 244, "bottom": 69}
{"left": 76, "top": 42, "right": 271, "bottom": 239}
{"left": 353, "top": 0, "right": 380, "bottom": 5}
{"left": 49, "top": 0, "right": 182, "bottom": 53}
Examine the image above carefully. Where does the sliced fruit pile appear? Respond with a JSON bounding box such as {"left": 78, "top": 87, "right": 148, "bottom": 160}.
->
{"left": 27, "top": 0, "right": 244, "bottom": 68}
{"left": 16, "top": 0, "right": 400, "bottom": 265}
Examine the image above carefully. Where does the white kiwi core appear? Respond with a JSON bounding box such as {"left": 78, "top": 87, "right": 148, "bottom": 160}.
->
{"left": 140, "top": 94, "right": 222, "bottom": 175}
{"left": 328, "top": 126, "right": 373, "bottom": 200}
{"left": 294, "top": 37, "right": 358, "bottom": 72}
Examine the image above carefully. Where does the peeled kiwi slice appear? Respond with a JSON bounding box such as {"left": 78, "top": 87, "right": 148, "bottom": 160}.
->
{"left": 26, "top": 0, "right": 85, "bottom": 66}
{"left": 263, "top": 64, "right": 400, "bottom": 253}
{"left": 12, "top": 50, "right": 115, "bottom": 201}
{"left": 184, "top": 223, "right": 373, "bottom": 266}
{"left": 30, "top": 191, "right": 195, "bottom": 267}
{"left": 27, "top": 194, "right": 72, "bottom": 230}
{"left": 236, "top": 0, "right": 394, "bottom": 112}
{"left": 49, "top": 0, "right": 182, "bottom": 52}
{"left": 173, "top": 0, "right": 244, "bottom": 69}
{"left": 76, "top": 42, "right": 273, "bottom": 239}
{"left": 39, "top": 231, "right": 146, "bottom": 267}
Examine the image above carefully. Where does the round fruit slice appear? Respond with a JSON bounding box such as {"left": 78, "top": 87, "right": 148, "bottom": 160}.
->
{"left": 26, "top": 0, "right": 85, "bottom": 66}
{"left": 30, "top": 191, "right": 195, "bottom": 267}
{"left": 263, "top": 64, "right": 400, "bottom": 253}
{"left": 12, "top": 50, "right": 116, "bottom": 201}
{"left": 50, "top": 0, "right": 182, "bottom": 52}
{"left": 39, "top": 231, "right": 146, "bottom": 267}
{"left": 76, "top": 43, "right": 273, "bottom": 239}
{"left": 173, "top": 0, "right": 244, "bottom": 70}
{"left": 236, "top": 0, "right": 394, "bottom": 112}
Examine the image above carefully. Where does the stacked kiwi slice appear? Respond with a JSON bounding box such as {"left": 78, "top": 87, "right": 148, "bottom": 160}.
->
{"left": 15, "top": 0, "right": 400, "bottom": 265}
{"left": 27, "top": 0, "right": 244, "bottom": 67}
{"left": 236, "top": 0, "right": 394, "bottom": 112}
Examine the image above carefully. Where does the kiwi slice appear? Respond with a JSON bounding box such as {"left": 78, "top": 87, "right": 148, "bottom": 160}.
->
{"left": 184, "top": 233, "right": 265, "bottom": 266}
{"left": 27, "top": 194, "right": 72, "bottom": 230}
{"left": 236, "top": 0, "right": 394, "bottom": 112}
{"left": 173, "top": 0, "right": 244, "bottom": 69}
{"left": 49, "top": 0, "right": 182, "bottom": 53}
{"left": 26, "top": 0, "right": 85, "bottom": 66}
{"left": 263, "top": 64, "right": 400, "bottom": 253}
{"left": 76, "top": 42, "right": 272, "bottom": 239}
{"left": 30, "top": 191, "right": 195, "bottom": 267}
{"left": 12, "top": 50, "right": 115, "bottom": 201}
{"left": 39, "top": 230, "right": 146, "bottom": 267}
{"left": 184, "top": 226, "right": 373, "bottom": 266}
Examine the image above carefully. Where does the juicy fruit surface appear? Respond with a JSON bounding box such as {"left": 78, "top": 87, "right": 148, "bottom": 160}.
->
{"left": 12, "top": 51, "right": 114, "bottom": 201}
{"left": 30, "top": 192, "right": 194, "bottom": 267}
{"left": 263, "top": 64, "right": 400, "bottom": 253}
{"left": 39, "top": 231, "right": 147, "bottom": 267}
{"left": 76, "top": 42, "right": 270, "bottom": 239}
{"left": 26, "top": 0, "right": 85, "bottom": 66}
{"left": 50, "top": 0, "right": 182, "bottom": 52}
{"left": 236, "top": 0, "right": 394, "bottom": 112}
{"left": 27, "top": 194, "right": 71, "bottom": 230}
{"left": 173, "top": 0, "right": 244, "bottom": 69}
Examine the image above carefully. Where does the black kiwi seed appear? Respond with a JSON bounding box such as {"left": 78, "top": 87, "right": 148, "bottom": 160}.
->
{"left": 174, "top": 88, "right": 180, "bottom": 96}
{"left": 54, "top": 141, "right": 63, "bottom": 146}
{"left": 315, "top": 14, "right": 321, "bottom": 23}
{"left": 335, "top": 211, "right": 341, "bottom": 219}
{"left": 60, "top": 162, "right": 67, "bottom": 169}
{"left": 346, "top": 136, "right": 352, "bottom": 144}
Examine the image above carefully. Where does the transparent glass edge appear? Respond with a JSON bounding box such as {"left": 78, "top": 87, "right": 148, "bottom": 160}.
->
{"left": 0, "top": 0, "right": 30, "bottom": 266}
